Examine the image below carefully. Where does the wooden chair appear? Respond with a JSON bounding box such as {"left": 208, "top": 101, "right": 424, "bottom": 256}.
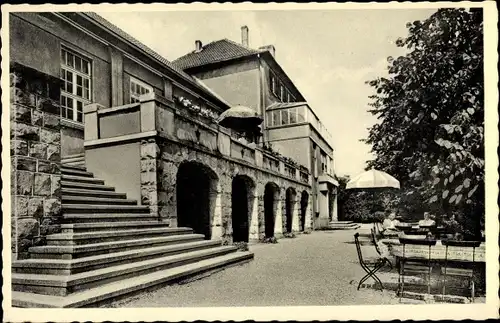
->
{"left": 370, "top": 228, "right": 393, "bottom": 270}
{"left": 354, "top": 232, "right": 385, "bottom": 291}
{"left": 398, "top": 237, "right": 437, "bottom": 301}
{"left": 441, "top": 240, "right": 481, "bottom": 302}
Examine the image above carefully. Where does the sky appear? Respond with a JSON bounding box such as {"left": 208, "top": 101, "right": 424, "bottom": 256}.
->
{"left": 98, "top": 8, "right": 437, "bottom": 177}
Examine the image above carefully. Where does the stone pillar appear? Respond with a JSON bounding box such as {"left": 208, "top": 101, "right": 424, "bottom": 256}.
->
{"left": 10, "top": 63, "right": 62, "bottom": 260}
{"left": 249, "top": 191, "right": 260, "bottom": 240}
{"left": 292, "top": 194, "right": 300, "bottom": 232}
{"left": 330, "top": 188, "right": 339, "bottom": 222}
{"left": 219, "top": 176, "right": 232, "bottom": 244}
{"left": 274, "top": 189, "right": 284, "bottom": 236}
{"left": 158, "top": 159, "right": 177, "bottom": 224}
{"left": 305, "top": 196, "right": 313, "bottom": 231}
{"left": 140, "top": 138, "right": 160, "bottom": 218}
{"left": 211, "top": 186, "right": 223, "bottom": 241}
{"left": 83, "top": 103, "right": 104, "bottom": 141}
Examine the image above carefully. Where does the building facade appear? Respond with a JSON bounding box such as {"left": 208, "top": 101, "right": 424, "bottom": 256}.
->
{"left": 173, "top": 26, "right": 339, "bottom": 229}
{"left": 10, "top": 12, "right": 314, "bottom": 258}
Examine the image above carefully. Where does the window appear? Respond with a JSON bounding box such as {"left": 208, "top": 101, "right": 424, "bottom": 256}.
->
{"left": 130, "top": 77, "right": 153, "bottom": 103}
{"left": 280, "top": 109, "right": 289, "bottom": 125}
{"left": 289, "top": 107, "right": 297, "bottom": 124}
{"left": 280, "top": 84, "right": 285, "bottom": 102}
{"left": 270, "top": 73, "right": 277, "bottom": 95}
{"left": 60, "top": 47, "right": 92, "bottom": 123}
{"left": 287, "top": 92, "right": 292, "bottom": 103}
{"left": 297, "top": 106, "right": 306, "bottom": 123}
{"left": 272, "top": 110, "right": 281, "bottom": 127}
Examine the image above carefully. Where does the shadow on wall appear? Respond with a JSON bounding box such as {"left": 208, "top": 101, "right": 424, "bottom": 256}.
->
{"left": 231, "top": 175, "right": 256, "bottom": 243}
{"left": 176, "top": 161, "right": 218, "bottom": 240}
{"left": 264, "top": 182, "right": 279, "bottom": 238}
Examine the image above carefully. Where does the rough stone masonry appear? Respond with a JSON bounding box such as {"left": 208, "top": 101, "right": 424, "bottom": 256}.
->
{"left": 10, "top": 62, "right": 62, "bottom": 260}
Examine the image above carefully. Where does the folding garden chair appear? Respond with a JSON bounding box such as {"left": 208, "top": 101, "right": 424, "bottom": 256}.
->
{"left": 354, "top": 232, "right": 385, "bottom": 291}
{"left": 370, "top": 228, "right": 393, "bottom": 270}
{"left": 441, "top": 240, "right": 481, "bottom": 302}
{"left": 398, "top": 237, "right": 437, "bottom": 301}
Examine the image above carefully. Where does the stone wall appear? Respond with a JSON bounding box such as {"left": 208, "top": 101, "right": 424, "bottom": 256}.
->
{"left": 155, "top": 138, "right": 311, "bottom": 243}
{"left": 10, "top": 62, "right": 62, "bottom": 260}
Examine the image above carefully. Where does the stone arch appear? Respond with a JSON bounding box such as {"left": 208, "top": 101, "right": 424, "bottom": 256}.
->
{"left": 300, "top": 191, "right": 310, "bottom": 232}
{"left": 285, "top": 187, "right": 297, "bottom": 233}
{"left": 176, "top": 161, "right": 218, "bottom": 240}
{"left": 264, "top": 182, "right": 280, "bottom": 238}
{"left": 231, "top": 175, "right": 256, "bottom": 243}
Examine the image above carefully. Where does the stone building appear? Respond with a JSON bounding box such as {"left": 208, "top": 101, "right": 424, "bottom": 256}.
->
{"left": 173, "top": 26, "right": 339, "bottom": 229}
{"left": 9, "top": 12, "right": 312, "bottom": 307}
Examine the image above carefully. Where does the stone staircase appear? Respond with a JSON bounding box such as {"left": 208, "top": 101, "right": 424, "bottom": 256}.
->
{"left": 327, "top": 221, "right": 361, "bottom": 230}
{"left": 60, "top": 153, "right": 86, "bottom": 168}
{"left": 12, "top": 162, "right": 254, "bottom": 308}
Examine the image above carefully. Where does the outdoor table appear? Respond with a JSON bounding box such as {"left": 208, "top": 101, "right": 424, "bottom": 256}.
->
{"left": 385, "top": 239, "right": 485, "bottom": 263}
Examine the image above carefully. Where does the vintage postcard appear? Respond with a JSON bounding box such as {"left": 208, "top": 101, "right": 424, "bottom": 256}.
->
{"left": 1, "top": 1, "right": 498, "bottom": 321}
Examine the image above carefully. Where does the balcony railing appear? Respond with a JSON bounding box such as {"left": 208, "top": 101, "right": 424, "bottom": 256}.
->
{"left": 84, "top": 92, "right": 310, "bottom": 185}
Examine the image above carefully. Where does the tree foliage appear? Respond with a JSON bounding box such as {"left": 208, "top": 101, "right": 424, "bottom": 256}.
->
{"left": 363, "top": 8, "right": 484, "bottom": 238}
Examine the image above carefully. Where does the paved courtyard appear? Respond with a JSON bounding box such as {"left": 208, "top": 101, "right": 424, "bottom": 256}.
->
{"left": 106, "top": 226, "right": 402, "bottom": 307}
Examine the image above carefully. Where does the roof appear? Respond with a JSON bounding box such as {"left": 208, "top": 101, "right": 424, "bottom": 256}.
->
{"left": 172, "top": 39, "right": 263, "bottom": 70}
{"left": 266, "top": 102, "right": 308, "bottom": 111}
{"left": 77, "top": 12, "right": 229, "bottom": 109}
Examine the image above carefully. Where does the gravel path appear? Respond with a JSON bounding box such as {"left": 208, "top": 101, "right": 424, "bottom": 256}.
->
{"left": 107, "top": 226, "right": 402, "bottom": 307}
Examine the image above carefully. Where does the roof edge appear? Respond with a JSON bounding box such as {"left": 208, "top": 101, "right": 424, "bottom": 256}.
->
{"left": 76, "top": 12, "right": 231, "bottom": 110}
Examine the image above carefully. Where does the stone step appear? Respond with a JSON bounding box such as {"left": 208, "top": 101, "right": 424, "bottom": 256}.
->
{"left": 328, "top": 222, "right": 361, "bottom": 230}
{"left": 62, "top": 196, "right": 137, "bottom": 205}
{"left": 12, "top": 251, "right": 254, "bottom": 308}
{"left": 60, "top": 164, "right": 87, "bottom": 172}
{"left": 62, "top": 188, "right": 127, "bottom": 199}
{"left": 61, "top": 175, "right": 104, "bottom": 185}
{"left": 13, "top": 240, "right": 222, "bottom": 275}
{"left": 62, "top": 213, "right": 159, "bottom": 223}
{"left": 61, "top": 168, "right": 94, "bottom": 178}
{"left": 46, "top": 227, "right": 187, "bottom": 245}
{"left": 60, "top": 220, "right": 169, "bottom": 233}
{"left": 63, "top": 161, "right": 86, "bottom": 168}
{"left": 328, "top": 224, "right": 360, "bottom": 228}
{"left": 61, "top": 155, "right": 85, "bottom": 163}
{"left": 330, "top": 221, "right": 354, "bottom": 225}
{"left": 62, "top": 152, "right": 85, "bottom": 159}
{"left": 62, "top": 204, "right": 150, "bottom": 214}
{"left": 12, "top": 246, "right": 240, "bottom": 296}
{"left": 61, "top": 181, "right": 115, "bottom": 191}
{"left": 28, "top": 232, "right": 200, "bottom": 259}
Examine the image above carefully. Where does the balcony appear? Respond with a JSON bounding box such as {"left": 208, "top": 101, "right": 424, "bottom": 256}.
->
{"left": 83, "top": 92, "right": 310, "bottom": 185}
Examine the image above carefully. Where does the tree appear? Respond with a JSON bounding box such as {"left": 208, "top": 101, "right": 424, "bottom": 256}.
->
{"left": 364, "top": 8, "right": 484, "bottom": 238}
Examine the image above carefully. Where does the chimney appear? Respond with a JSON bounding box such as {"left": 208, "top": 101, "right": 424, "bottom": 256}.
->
{"left": 241, "top": 26, "right": 249, "bottom": 47}
{"left": 259, "top": 45, "right": 276, "bottom": 58}
{"left": 195, "top": 40, "right": 203, "bottom": 51}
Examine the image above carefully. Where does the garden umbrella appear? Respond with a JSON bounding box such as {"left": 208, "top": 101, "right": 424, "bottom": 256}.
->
{"left": 217, "top": 105, "right": 263, "bottom": 130}
{"left": 346, "top": 169, "right": 400, "bottom": 224}
{"left": 346, "top": 169, "right": 400, "bottom": 190}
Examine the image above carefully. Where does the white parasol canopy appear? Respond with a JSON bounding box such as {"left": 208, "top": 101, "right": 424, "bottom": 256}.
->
{"left": 346, "top": 169, "right": 400, "bottom": 190}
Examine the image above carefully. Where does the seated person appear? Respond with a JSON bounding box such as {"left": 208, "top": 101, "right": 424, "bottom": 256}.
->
{"left": 418, "top": 212, "right": 436, "bottom": 227}
{"left": 382, "top": 212, "right": 400, "bottom": 231}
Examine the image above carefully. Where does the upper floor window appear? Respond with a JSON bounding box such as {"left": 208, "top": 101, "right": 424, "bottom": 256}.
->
{"left": 60, "top": 47, "right": 92, "bottom": 123}
{"left": 265, "top": 105, "right": 306, "bottom": 128}
{"left": 280, "top": 85, "right": 285, "bottom": 102}
{"left": 130, "top": 77, "right": 153, "bottom": 103}
{"left": 270, "top": 73, "right": 277, "bottom": 96}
